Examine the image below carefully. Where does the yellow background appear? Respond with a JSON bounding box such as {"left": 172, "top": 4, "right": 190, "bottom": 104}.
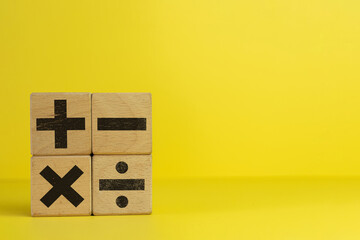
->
{"left": 1, "top": 0, "right": 360, "bottom": 239}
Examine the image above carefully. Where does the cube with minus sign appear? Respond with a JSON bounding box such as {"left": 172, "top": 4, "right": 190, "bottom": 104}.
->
{"left": 92, "top": 93, "right": 152, "bottom": 154}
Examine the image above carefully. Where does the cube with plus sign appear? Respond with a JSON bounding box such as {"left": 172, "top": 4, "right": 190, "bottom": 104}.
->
{"left": 92, "top": 93, "right": 152, "bottom": 154}
{"left": 30, "top": 93, "right": 91, "bottom": 155}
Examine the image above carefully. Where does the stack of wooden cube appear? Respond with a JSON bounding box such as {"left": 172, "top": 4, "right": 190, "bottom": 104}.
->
{"left": 30, "top": 93, "right": 152, "bottom": 216}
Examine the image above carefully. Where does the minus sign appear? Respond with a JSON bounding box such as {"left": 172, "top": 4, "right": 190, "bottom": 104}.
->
{"left": 99, "top": 179, "right": 145, "bottom": 190}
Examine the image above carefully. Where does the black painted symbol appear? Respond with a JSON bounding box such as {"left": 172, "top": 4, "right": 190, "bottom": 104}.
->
{"left": 116, "top": 161, "right": 128, "bottom": 174}
{"left": 36, "top": 100, "right": 86, "bottom": 148}
{"left": 99, "top": 179, "right": 145, "bottom": 190}
{"left": 116, "top": 196, "right": 128, "bottom": 208}
{"left": 40, "top": 165, "right": 84, "bottom": 208}
{"left": 99, "top": 161, "right": 145, "bottom": 208}
{"left": 97, "top": 118, "right": 146, "bottom": 131}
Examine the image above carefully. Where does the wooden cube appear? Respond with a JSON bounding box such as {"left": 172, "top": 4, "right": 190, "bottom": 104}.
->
{"left": 92, "top": 93, "right": 152, "bottom": 154}
{"left": 30, "top": 93, "right": 91, "bottom": 155}
{"left": 31, "top": 155, "right": 91, "bottom": 216}
{"left": 92, "top": 155, "right": 152, "bottom": 215}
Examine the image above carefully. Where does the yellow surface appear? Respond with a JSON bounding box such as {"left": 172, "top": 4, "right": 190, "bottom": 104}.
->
{"left": 1, "top": 0, "right": 360, "bottom": 179}
{"left": 1, "top": 0, "right": 360, "bottom": 239}
{"left": 2, "top": 178, "right": 360, "bottom": 239}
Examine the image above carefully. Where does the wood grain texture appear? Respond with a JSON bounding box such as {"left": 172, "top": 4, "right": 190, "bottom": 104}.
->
{"left": 30, "top": 92, "right": 91, "bottom": 155}
{"left": 92, "top": 155, "right": 152, "bottom": 215}
{"left": 92, "top": 93, "right": 152, "bottom": 154}
{"left": 31, "top": 156, "right": 91, "bottom": 217}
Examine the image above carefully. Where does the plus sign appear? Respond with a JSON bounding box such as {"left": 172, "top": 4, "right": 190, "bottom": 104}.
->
{"left": 36, "top": 100, "right": 86, "bottom": 148}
